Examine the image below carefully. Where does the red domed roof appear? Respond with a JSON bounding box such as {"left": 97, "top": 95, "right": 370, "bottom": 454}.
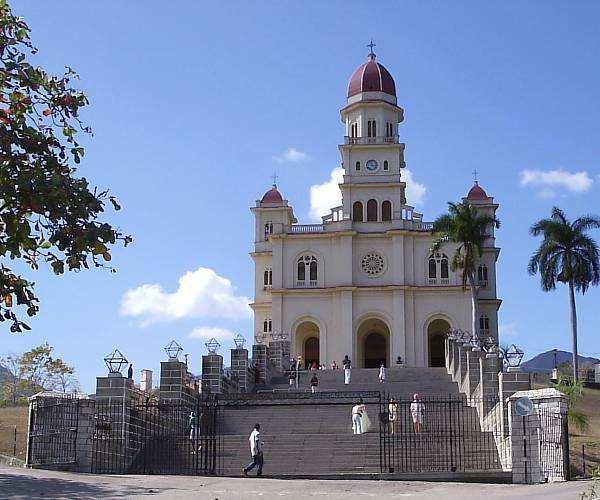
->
{"left": 347, "top": 53, "right": 396, "bottom": 98}
{"left": 261, "top": 185, "right": 283, "bottom": 204}
{"left": 467, "top": 181, "right": 489, "bottom": 200}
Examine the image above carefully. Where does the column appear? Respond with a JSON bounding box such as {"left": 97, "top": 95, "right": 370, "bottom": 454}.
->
{"left": 231, "top": 347, "right": 250, "bottom": 393}
{"left": 201, "top": 354, "right": 224, "bottom": 394}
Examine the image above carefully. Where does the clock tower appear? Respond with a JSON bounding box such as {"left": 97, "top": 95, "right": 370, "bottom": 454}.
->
{"left": 339, "top": 46, "right": 408, "bottom": 225}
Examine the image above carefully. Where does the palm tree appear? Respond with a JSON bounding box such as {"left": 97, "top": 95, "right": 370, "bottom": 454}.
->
{"left": 528, "top": 207, "right": 600, "bottom": 381}
{"left": 431, "top": 201, "right": 500, "bottom": 342}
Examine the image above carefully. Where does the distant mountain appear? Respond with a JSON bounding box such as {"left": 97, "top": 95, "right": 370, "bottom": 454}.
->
{"left": 521, "top": 350, "right": 600, "bottom": 373}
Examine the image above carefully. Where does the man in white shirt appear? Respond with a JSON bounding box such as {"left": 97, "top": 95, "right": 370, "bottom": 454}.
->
{"left": 242, "top": 423, "right": 264, "bottom": 476}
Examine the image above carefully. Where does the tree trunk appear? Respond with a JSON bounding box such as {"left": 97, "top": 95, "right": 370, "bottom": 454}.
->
{"left": 568, "top": 280, "right": 579, "bottom": 381}
{"left": 468, "top": 272, "right": 479, "bottom": 343}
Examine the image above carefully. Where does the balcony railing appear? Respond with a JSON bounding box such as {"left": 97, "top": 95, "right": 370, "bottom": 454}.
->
{"left": 289, "top": 224, "right": 324, "bottom": 234}
{"left": 427, "top": 277, "right": 451, "bottom": 285}
{"left": 344, "top": 135, "right": 399, "bottom": 145}
{"left": 296, "top": 280, "right": 318, "bottom": 288}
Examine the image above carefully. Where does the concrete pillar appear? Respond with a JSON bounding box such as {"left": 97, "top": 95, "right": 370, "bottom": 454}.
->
{"left": 466, "top": 348, "right": 482, "bottom": 400}
{"left": 73, "top": 399, "right": 96, "bottom": 472}
{"left": 508, "top": 388, "right": 568, "bottom": 484}
{"left": 159, "top": 360, "right": 196, "bottom": 403}
{"left": 95, "top": 373, "right": 139, "bottom": 404}
{"left": 140, "top": 369, "right": 153, "bottom": 392}
{"left": 231, "top": 347, "right": 251, "bottom": 393}
{"left": 479, "top": 353, "right": 500, "bottom": 414}
{"left": 201, "top": 354, "right": 224, "bottom": 394}
{"left": 252, "top": 344, "right": 270, "bottom": 385}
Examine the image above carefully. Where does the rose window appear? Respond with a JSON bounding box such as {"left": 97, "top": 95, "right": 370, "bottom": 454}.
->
{"left": 361, "top": 252, "right": 386, "bottom": 277}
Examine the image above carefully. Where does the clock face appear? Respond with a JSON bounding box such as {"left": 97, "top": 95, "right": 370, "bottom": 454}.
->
{"left": 365, "top": 159, "right": 379, "bottom": 172}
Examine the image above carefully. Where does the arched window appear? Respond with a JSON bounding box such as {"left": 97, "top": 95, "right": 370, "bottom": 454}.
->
{"left": 479, "top": 314, "right": 490, "bottom": 333}
{"left": 297, "top": 255, "right": 318, "bottom": 287}
{"left": 386, "top": 123, "right": 394, "bottom": 137}
{"left": 372, "top": 120, "right": 376, "bottom": 137}
{"left": 309, "top": 260, "right": 317, "bottom": 281}
{"left": 263, "top": 267, "right": 272, "bottom": 287}
{"left": 428, "top": 257, "right": 437, "bottom": 279}
{"left": 351, "top": 123, "right": 358, "bottom": 138}
{"left": 427, "top": 253, "right": 450, "bottom": 284}
{"left": 353, "top": 201, "right": 363, "bottom": 222}
{"left": 440, "top": 258, "right": 449, "bottom": 279}
{"left": 381, "top": 200, "right": 392, "bottom": 221}
{"left": 264, "top": 222, "right": 273, "bottom": 237}
{"left": 367, "top": 120, "right": 377, "bottom": 138}
{"left": 366, "top": 199, "right": 377, "bottom": 221}
{"left": 263, "top": 318, "right": 272, "bottom": 333}
{"left": 367, "top": 121, "right": 372, "bottom": 137}
{"left": 383, "top": 160, "right": 389, "bottom": 171}
{"left": 355, "top": 161, "right": 361, "bottom": 171}
{"left": 478, "top": 265, "right": 488, "bottom": 286}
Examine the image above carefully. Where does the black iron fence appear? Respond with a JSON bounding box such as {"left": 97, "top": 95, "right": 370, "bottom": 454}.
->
{"left": 28, "top": 396, "right": 80, "bottom": 466}
{"left": 91, "top": 397, "right": 219, "bottom": 475}
{"left": 379, "top": 394, "right": 503, "bottom": 474}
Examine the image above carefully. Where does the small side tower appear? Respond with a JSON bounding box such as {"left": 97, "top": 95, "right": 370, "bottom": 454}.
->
{"left": 250, "top": 185, "right": 296, "bottom": 344}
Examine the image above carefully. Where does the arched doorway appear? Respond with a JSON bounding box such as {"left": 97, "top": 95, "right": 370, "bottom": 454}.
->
{"left": 427, "top": 318, "right": 450, "bottom": 367}
{"left": 304, "top": 337, "right": 319, "bottom": 369}
{"left": 294, "top": 320, "right": 320, "bottom": 369}
{"left": 364, "top": 332, "right": 386, "bottom": 368}
{"left": 356, "top": 317, "right": 390, "bottom": 368}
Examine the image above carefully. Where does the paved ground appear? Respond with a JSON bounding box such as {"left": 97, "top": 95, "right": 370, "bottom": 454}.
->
{"left": 0, "top": 466, "right": 594, "bottom": 499}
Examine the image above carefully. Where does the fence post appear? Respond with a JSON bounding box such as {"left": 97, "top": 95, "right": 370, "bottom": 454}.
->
{"left": 13, "top": 426, "right": 17, "bottom": 457}
{"left": 582, "top": 444, "right": 586, "bottom": 478}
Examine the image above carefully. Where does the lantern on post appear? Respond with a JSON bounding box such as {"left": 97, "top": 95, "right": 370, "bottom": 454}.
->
{"left": 233, "top": 334, "right": 246, "bottom": 349}
{"left": 164, "top": 340, "right": 183, "bottom": 360}
{"left": 505, "top": 344, "right": 524, "bottom": 371}
{"left": 205, "top": 337, "right": 220, "bottom": 354}
{"left": 104, "top": 349, "right": 128, "bottom": 376}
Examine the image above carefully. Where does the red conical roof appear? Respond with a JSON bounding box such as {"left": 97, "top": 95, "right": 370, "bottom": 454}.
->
{"left": 467, "top": 181, "right": 489, "bottom": 200}
{"left": 261, "top": 185, "right": 283, "bottom": 204}
{"left": 347, "top": 53, "right": 396, "bottom": 98}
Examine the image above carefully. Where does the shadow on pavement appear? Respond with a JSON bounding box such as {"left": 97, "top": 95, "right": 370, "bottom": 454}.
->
{"left": 0, "top": 471, "right": 166, "bottom": 499}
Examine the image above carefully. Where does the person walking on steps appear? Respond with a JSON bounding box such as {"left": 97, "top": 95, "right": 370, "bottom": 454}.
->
{"left": 410, "top": 393, "right": 424, "bottom": 434}
{"left": 378, "top": 362, "right": 386, "bottom": 383}
{"left": 242, "top": 423, "right": 264, "bottom": 477}
{"left": 343, "top": 355, "right": 352, "bottom": 385}
{"left": 310, "top": 373, "right": 319, "bottom": 393}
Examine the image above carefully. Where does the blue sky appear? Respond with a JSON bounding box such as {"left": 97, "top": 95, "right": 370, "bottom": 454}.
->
{"left": 5, "top": 1, "right": 600, "bottom": 392}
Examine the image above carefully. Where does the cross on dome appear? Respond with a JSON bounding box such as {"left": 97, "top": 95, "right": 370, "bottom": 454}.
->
{"left": 271, "top": 171, "right": 279, "bottom": 187}
{"left": 367, "top": 39, "right": 376, "bottom": 60}
{"left": 472, "top": 169, "right": 479, "bottom": 182}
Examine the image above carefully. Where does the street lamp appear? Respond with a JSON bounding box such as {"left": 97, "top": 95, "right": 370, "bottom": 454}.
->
{"left": 505, "top": 344, "right": 524, "bottom": 371}
{"left": 104, "top": 349, "right": 128, "bottom": 376}
{"left": 233, "top": 334, "right": 246, "bottom": 349}
{"left": 164, "top": 340, "right": 183, "bottom": 360}
{"left": 205, "top": 337, "right": 220, "bottom": 354}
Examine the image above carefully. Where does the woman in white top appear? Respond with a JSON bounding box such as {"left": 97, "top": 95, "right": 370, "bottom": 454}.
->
{"left": 410, "top": 393, "right": 424, "bottom": 433}
{"left": 378, "top": 363, "right": 386, "bottom": 383}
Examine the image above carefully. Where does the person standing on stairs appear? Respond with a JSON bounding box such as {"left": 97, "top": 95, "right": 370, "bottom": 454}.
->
{"left": 242, "top": 423, "right": 264, "bottom": 477}
{"left": 410, "top": 393, "right": 424, "bottom": 434}
{"left": 310, "top": 373, "right": 319, "bottom": 393}
{"left": 378, "top": 362, "right": 386, "bottom": 383}
{"left": 343, "top": 355, "right": 352, "bottom": 385}
{"left": 388, "top": 397, "right": 398, "bottom": 435}
{"left": 351, "top": 399, "right": 364, "bottom": 434}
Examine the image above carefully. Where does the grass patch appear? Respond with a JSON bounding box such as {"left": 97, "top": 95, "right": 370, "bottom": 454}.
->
{"left": 0, "top": 405, "right": 28, "bottom": 460}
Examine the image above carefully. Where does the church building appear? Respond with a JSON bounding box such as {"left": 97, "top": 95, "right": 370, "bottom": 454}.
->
{"left": 250, "top": 48, "right": 501, "bottom": 369}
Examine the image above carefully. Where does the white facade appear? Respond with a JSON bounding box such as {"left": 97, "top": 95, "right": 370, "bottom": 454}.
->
{"left": 250, "top": 53, "right": 501, "bottom": 369}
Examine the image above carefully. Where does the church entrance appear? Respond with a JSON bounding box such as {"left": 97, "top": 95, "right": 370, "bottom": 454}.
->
{"left": 428, "top": 318, "right": 450, "bottom": 367}
{"left": 356, "top": 317, "right": 390, "bottom": 368}
{"left": 364, "top": 332, "right": 386, "bottom": 368}
{"left": 294, "top": 320, "right": 320, "bottom": 369}
{"left": 304, "top": 337, "right": 319, "bottom": 369}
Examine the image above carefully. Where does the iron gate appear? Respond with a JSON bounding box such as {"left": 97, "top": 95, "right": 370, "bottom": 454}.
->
{"left": 28, "top": 396, "right": 80, "bottom": 466}
{"left": 379, "top": 395, "right": 503, "bottom": 473}
{"left": 537, "top": 406, "right": 570, "bottom": 481}
{"left": 91, "top": 397, "right": 218, "bottom": 475}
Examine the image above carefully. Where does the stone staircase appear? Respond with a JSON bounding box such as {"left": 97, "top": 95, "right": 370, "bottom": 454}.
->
{"left": 216, "top": 367, "right": 505, "bottom": 478}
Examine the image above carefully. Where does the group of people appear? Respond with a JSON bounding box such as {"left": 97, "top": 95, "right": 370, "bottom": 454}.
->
{"left": 240, "top": 394, "right": 426, "bottom": 477}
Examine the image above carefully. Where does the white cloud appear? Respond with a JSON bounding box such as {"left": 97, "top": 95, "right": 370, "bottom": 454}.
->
{"left": 308, "top": 167, "right": 426, "bottom": 220}
{"left": 499, "top": 321, "right": 519, "bottom": 338}
{"left": 273, "top": 147, "right": 308, "bottom": 163}
{"left": 189, "top": 326, "right": 236, "bottom": 342}
{"left": 309, "top": 167, "right": 344, "bottom": 220}
{"left": 403, "top": 169, "right": 426, "bottom": 206}
{"left": 120, "top": 267, "right": 251, "bottom": 326}
{"left": 520, "top": 169, "right": 593, "bottom": 196}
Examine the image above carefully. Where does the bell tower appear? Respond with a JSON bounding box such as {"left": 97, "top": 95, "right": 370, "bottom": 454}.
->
{"left": 338, "top": 45, "right": 409, "bottom": 225}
